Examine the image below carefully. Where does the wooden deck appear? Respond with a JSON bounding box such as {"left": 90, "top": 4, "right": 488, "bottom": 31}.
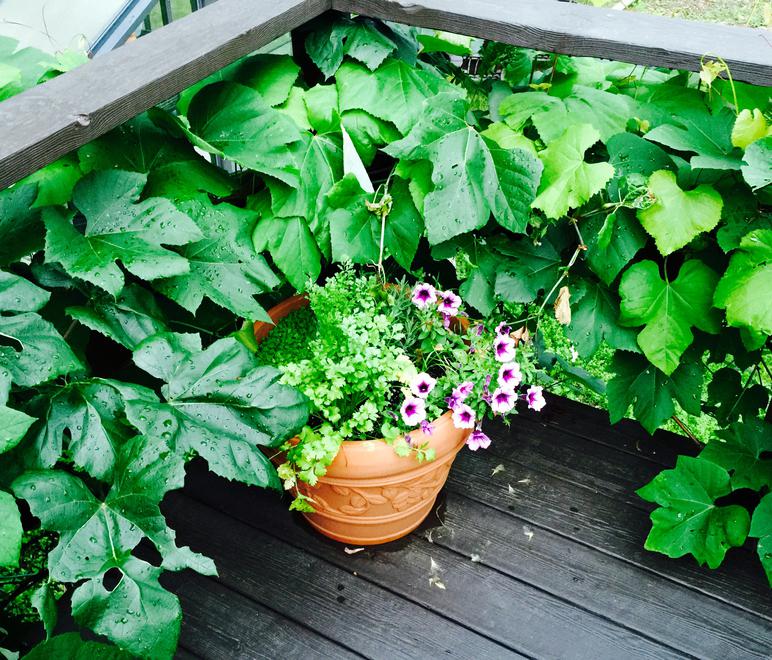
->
{"left": 164, "top": 395, "right": 772, "bottom": 659}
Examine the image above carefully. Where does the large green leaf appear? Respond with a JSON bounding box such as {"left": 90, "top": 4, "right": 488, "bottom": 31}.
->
{"left": 336, "top": 59, "right": 450, "bottom": 135}
{"left": 0, "top": 184, "right": 43, "bottom": 265}
{"left": 67, "top": 284, "right": 168, "bottom": 350}
{"left": 607, "top": 350, "right": 703, "bottom": 433}
{"left": 636, "top": 170, "right": 723, "bottom": 256}
{"left": 71, "top": 556, "right": 181, "bottom": 659}
{"left": 532, "top": 124, "right": 614, "bottom": 220}
{"left": 23, "top": 154, "right": 83, "bottom": 208}
{"left": 583, "top": 208, "right": 647, "bottom": 285}
{"left": 0, "top": 270, "right": 50, "bottom": 312}
{"left": 232, "top": 54, "right": 300, "bottom": 106}
{"left": 154, "top": 199, "right": 278, "bottom": 321}
{"left": 714, "top": 229, "right": 772, "bottom": 337}
{"left": 741, "top": 136, "right": 772, "bottom": 190}
{"left": 25, "top": 633, "right": 132, "bottom": 660}
{"left": 43, "top": 170, "right": 202, "bottom": 296}
{"left": 186, "top": 81, "right": 301, "bottom": 185}
{"left": 606, "top": 133, "right": 675, "bottom": 179}
{"left": 0, "top": 312, "right": 82, "bottom": 387}
{"left": 619, "top": 259, "right": 720, "bottom": 375}
{"left": 306, "top": 16, "right": 401, "bottom": 78}
{"left": 0, "top": 490, "right": 21, "bottom": 567}
{"left": 29, "top": 379, "right": 150, "bottom": 481}
{"left": 705, "top": 366, "right": 769, "bottom": 427}
{"left": 644, "top": 106, "right": 742, "bottom": 170}
{"left": 386, "top": 94, "right": 541, "bottom": 243}
{"left": 700, "top": 420, "right": 772, "bottom": 491}
{"left": 0, "top": 365, "right": 35, "bottom": 454}
{"left": 323, "top": 174, "right": 423, "bottom": 270}
{"left": 566, "top": 279, "right": 639, "bottom": 357}
{"left": 252, "top": 214, "right": 322, "bottom": 291}
{"left": 14, "top": 441, "right": 213, "bottom": 580}
{"left": 494, "top": 235, "right": 562, "bottom": 303}
{"left": 637, "top": 456, "right": 750, "bottom": 569}
{"left": 127, "top": 334, "right": 308, "bottom": 487}
{"left": 749, "top": 493, "right": 772, "bottom": 586}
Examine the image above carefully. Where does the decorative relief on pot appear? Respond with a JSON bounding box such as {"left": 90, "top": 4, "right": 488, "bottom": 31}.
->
{"left": 308, "top": 462, "right": 454, "bottom": 517}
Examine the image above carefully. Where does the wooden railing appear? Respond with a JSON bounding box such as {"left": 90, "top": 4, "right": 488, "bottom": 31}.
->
{"left": 0, "top": 0, "right": 769, "bottom": 189}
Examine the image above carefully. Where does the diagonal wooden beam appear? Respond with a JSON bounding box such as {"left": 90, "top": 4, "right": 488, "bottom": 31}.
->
{"left": 0, "top": 0, "right": 331, "bottom": 189}
{"left": 335, "top": 0, "right": 772, "bottom": 87}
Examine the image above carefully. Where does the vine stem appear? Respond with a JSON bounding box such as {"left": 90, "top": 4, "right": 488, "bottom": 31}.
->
{"left": 671, "top": 415, "right": 701, "bottom": 447}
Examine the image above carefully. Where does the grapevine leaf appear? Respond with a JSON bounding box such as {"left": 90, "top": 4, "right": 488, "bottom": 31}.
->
{"left": 386, "top": 94, "right": 541, "bottom": 243}
{"left": 606, "top": 132, "right": 675, "bottom": 179}
{"left": 637, "top": 456, "right": 750, "bottom": 569}
{"left": 532, "top": 124, "right": 614, "bottom": 220}
{"left": 700, "top": 419, "right": 772, "bottom": 491}
{"left": 636, "top": 170, "right": 723, "bottom": 256}
{"left": 499, "top": 92, "right": 562, "bottom": 131}
{"left": 67, "top": 284, "right": 168, "bottom": 350}
{"left": 385, "top": 176, "right": 424, "bottom": 270}
{"left": 128, "top": 334, "right": 309, "bottom": 487}
{"left": 417, "top": 31, "right": 473, "bottom": 56}
{"left": 154, "top": 199, "right": 278, "bottom": 321}
{"left": 341, "top": 110, "right": 401, "bottom": 166}
{"left": 705, "top": 367, "right": 768, "bottom": 427}
{"left": 304, "top": 84, "right": 340, "bottom": 133}
{"left": 583, "top": 208, "right": 647, "bottom": 285}
{"left": 716, "top": 186, "right": 772, "bottom": 252}
{"left": 644, "top": 106, "right": 742, "bottom": 170}
{"left": 0, "top": 490, "right": 21, "bottom": 567}
{"left": 0, "top": 184, "right": 43, "bottom": 266}
{"left": 0, "top": 312, "right": 82, "bottom": 387}
{"left": 566, "top": 279, "right": 639, "bottom": 357}
{"left": 0, "top": 404, "right": 35, "bottom": 455}
{"left": 43, "top": 170, "right": 202, "bottom": 295}
{"left": 607, "top": 350, "right": 703, "bottom": 433}
{"left": 71, "top": 557, "right": 181, "bottom": 660}
{"left": 619, "top": 259, "right": 720, "bottom": 375}
{"left": 253, "top": 214, "right": 322, "bottom": 291}
{"left": 749, "top": 493, "right": 772, "bottom": 587}
{"left": 741, "top": 136, "right": 772, "bottom": 190}
{"left": 494, "top": 235, "right": 562, "bottom": 303}
{"left": 187, "top": 81, "right": 301, "bottom": 185}
{"left": 25, "top": 633, "right": 132, "bottom": 659}
{"left": 732, "top": 109, "right": 768, "bottom": 149}
{"left": 714, "top": 229, "right": 772, "bottom": 337}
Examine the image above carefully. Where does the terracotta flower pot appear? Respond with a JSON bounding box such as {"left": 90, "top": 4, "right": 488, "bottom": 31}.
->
{"left": 254, "top": 295, "right": 471, "bottom": 545}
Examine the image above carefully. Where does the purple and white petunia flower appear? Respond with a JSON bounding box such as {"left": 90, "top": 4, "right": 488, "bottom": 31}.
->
{"left": 401, "top": 396, "right": 427, "bottom": 426}
{"left": 493, "top": 334, "right": 517, "bottom": 362}
{"left": 438, "top": 290, "right": 462, "bottom": 315}
{"left": 498, "top": 362, "right": 522, "bottom": 390}
{"left": 474, "top": 323, "right": 485, "bottom": 336}
{"left": 490, "top": 387, "right": 517, "bottom": 414}
{"left": 466, "top": 429, "right": 491, "bottom": 451}
{"left": 441, "top": 312, "right": 452, "bottom": 329}
{"left": 453, "top": 381, "right": 474, "bottom": 401}
{"left": 420, "top": 420, "right": 434, "bottom": 436}
{"left": 526, "top": 385, "right": 546, "bottom": 411}
{"left": 412, "top": 283, "right": 437, "bottom": 309}
{"left": 495, "top": 321, "right": 511, "bottom": 336}
{"left": 481, "top": 374, "right": 493, "bottom": 404}
{"left": 452, "top": 403, "right": 476, "bottom": 429}
{"left": 410, "top": 372, "right": 437, "bottom": 398}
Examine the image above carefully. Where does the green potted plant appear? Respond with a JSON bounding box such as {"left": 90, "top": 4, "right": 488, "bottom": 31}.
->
{"left": 253, "top": 264, "right": 546, "bottom": 544}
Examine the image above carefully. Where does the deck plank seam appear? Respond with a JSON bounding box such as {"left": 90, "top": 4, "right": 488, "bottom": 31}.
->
{"left": 188, "top": 571, "right": 369, "bottom": 659}
{"left": 179, "top": 492, "right": 534, "bottom": 659}
{"left": 442, "top": 482, "right": 772, "bottom": 624}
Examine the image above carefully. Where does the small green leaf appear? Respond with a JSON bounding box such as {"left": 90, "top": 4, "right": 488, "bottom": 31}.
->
{"left": 0, "top": 184, "right": 43, "bottom": 266}
{"left": 619, "top": 259, "right": 720, "bottom": 375}
{"left": 731, "top": 109, "right": 768, "bottom": 149}
{"left": 637, "top": 170, "right": 723, "bottom": 256}
{"left": 0, "top": 405, "right": 35, "bottom": 455}
{"left": 583, "top": 208, "right": 647, "bottom": 285}
{"left": 31, "top": 581, "right": 58, "bottom": 639}
{"left": 637, "top": 456, "right": 750, "bottom": 569}
{"left": 494, "top": 235, "right": 562, "bottom": 304}
{"left": 532, "top": 124, "right": 614, "bottom": 220}
{"left": 0, "top": 270, "right": 50, "bottom": 312}
{"left": 705, "top": 366, "right": 769, "bottom": 427}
